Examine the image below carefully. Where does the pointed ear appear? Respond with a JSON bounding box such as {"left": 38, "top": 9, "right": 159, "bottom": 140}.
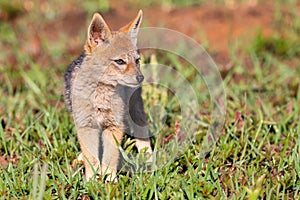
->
{"left": 84, "top": 13, "right": 112, "bottom": 54}
{"left": 119, "top": 10, "right": 143, "bottom": 44}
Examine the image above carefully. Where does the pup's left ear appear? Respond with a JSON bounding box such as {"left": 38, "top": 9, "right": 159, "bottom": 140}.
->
{"left": 119, "top": 10, "right": 143, "bottom": 44}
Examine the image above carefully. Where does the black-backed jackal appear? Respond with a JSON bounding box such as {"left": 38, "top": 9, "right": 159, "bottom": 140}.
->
{"left": 64, "top": 10, "right": 152, "bottom": 181}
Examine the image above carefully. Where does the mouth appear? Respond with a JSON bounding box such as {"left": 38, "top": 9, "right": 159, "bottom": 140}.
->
{"left": 119, "top": 81, "right": 141, "bottom": 88}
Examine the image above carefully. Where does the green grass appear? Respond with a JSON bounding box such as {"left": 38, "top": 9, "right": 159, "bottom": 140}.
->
{"left": 0, "top": 0, "right": 300, "bottom": 199}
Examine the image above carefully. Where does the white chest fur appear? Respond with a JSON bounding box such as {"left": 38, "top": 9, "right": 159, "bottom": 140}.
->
{"left": 91, "top": 84, "right": 125, "bottom": 129}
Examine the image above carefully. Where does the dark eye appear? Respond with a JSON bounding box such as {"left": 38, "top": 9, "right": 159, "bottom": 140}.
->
{"left": 135, "top": 58, "right": 140, "bottom": 64}
{"left": 114, "top": 59, "right": 126, "bottom": 65}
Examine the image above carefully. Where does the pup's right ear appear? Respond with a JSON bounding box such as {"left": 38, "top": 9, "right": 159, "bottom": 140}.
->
{"left": 84, "top": 13, "right": 112, "bottom": 54}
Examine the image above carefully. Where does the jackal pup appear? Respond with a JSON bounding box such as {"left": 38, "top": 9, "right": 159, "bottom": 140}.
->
{"left": 64, "top": 10, "right": 152, "bottom": 181}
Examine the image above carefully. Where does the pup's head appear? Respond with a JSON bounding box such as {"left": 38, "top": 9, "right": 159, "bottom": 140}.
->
{"left": 84, "top": 10, "right": 144, "bottom": 87}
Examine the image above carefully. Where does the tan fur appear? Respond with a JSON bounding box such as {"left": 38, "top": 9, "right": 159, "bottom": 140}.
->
{"left": 65, "top": 10, "right": 152, "bottom": 181}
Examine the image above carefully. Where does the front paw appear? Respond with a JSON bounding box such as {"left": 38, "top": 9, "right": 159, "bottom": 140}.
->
{"left": 101, "top": 166, "right": 118, "bottom": 182}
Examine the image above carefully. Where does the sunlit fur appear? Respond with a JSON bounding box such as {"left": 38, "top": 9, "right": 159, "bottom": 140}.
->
{"left": 64, "top": 10, "right": 152, "bottom": 181}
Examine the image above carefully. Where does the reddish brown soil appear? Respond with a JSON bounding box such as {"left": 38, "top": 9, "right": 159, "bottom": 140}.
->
{"left": 51, "top": 1, "right": 278, "bottom": 67}
{"left": 4, "top": 1, "right": 298, "bottom": 68}
{"left": 114, "top": 2, "right": 274, "bottom": 61}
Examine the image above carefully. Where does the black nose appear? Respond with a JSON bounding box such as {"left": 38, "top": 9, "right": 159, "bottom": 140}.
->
{"left": 136, "top": 75, "right": 144, "bottom": 83}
